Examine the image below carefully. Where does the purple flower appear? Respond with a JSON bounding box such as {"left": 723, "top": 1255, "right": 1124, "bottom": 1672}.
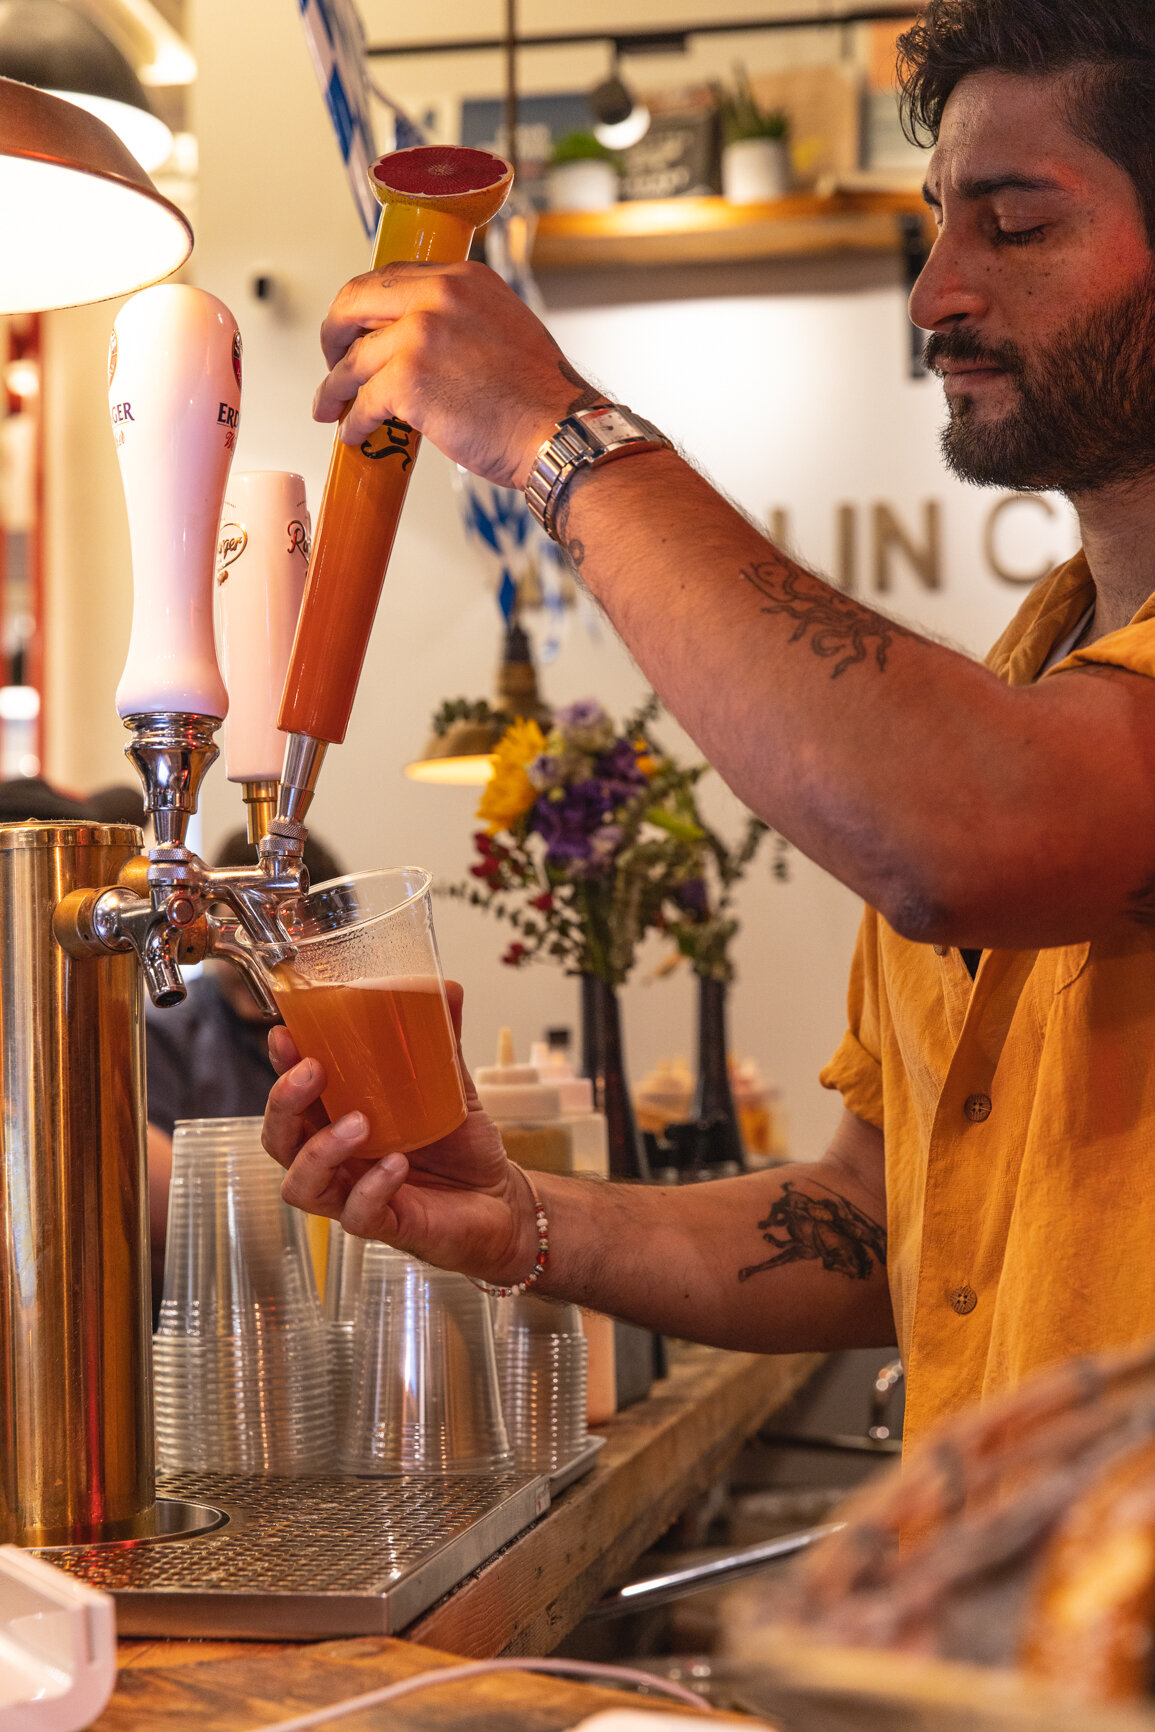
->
{"left": 675, "top": 876, "right": 710, "bottom": 917}
{"left": 596, "top": 737, "right": 648, "bottom": 793}
{"left": 557, "top": 699, "right": 608, "bottom": 731}
{"left": 527, "top": 752, "right": 564, "bottom": 791}
{"left": 533, "top": 780, "right": 620, "bottom": 874}
{"left": 589, "top": 824, "right": 623, "bottom": 865}
{"left": 555, "top": 700, "right": 614, "bottom": 754}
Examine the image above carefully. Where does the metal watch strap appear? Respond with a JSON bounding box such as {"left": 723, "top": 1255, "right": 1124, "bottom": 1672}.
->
{"left": 524, "top": 405, "right": 672, "bottom": 541}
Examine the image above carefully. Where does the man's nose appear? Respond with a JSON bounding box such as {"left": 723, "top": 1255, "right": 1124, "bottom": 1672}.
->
{"left": 908, "top": 229, "right": 989, "bottom": 332}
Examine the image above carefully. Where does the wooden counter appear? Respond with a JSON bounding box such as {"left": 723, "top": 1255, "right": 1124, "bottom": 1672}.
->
{"left": 99, "top": 1346, "right": 820, "bottom": 1729}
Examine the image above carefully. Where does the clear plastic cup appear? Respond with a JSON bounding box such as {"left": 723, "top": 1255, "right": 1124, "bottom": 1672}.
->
{"left": 153, "top": 1117, "right": 336, "bottom": 1474}
{"left": 322, "top": 1221, "right": 365, "bottom": 1427}
{"left": 494, "top": 1294, "right": 589, "bottom": 1473}
{"left": 261, "top": 867, "right": 467, "bottom": 1156}
{"left": 342, "top": 1245, "right": 512, "bottom": 1475}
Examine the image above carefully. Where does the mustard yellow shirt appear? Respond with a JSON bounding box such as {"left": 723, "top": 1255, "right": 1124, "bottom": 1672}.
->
{"left": 820, "top": 552, "right": 1155, "bottom": 1451}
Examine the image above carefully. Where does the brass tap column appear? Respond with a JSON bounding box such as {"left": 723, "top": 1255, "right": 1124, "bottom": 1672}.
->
{"left": 0, "top": 820, "right": 155, "bottom": 1546}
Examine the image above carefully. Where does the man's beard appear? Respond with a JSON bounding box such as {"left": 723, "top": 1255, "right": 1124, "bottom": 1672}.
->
{"left": 925, "top": 268, "right": 1155, "bottom": 495}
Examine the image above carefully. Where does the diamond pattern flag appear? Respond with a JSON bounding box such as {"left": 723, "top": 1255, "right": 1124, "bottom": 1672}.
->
{"left": 296, "top": 0, "right": 377, "bottom": 236}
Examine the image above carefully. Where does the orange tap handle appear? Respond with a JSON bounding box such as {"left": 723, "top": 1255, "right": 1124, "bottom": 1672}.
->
{"left": 278, "top": 146, "right": 513, "bottom": 747}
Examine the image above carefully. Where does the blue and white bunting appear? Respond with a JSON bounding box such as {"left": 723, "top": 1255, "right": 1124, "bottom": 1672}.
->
{"left": 296, "top": 0, "right": 378, "bottom": 236}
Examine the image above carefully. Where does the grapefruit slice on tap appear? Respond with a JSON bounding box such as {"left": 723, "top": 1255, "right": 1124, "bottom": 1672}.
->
{"left": 370, "top": 145, "right": 514, "bottom": 226}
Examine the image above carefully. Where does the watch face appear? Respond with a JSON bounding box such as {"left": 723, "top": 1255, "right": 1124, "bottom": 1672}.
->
{"left": 594, "top": 409, "right": 636, "bottom": 441}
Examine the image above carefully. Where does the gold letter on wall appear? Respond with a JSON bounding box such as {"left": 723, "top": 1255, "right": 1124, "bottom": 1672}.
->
{"left": 984, "top": 493, "right": 1059, "bottom": 585}
{"left": 872, "top": 501, "right": 942, "bottom": 593}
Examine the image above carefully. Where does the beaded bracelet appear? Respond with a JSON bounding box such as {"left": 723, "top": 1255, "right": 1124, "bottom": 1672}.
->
{"left": 472, "top": 1163, "right": 550, "bottom": 1299}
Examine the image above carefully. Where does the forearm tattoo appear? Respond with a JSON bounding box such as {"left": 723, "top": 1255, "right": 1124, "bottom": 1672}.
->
{"left": 738, "top": 1180, "right": 887, "bottom": 1284}
{"left": 741, "top": 560, "right": 907, "bottom": 678}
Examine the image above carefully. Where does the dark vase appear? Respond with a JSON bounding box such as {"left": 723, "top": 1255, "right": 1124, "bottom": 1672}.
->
{"left": 579, "top": 973, "right": 651, "bottom": 1183}
{"left": 691, "top": 974, "right": 745, "bottom": 1174}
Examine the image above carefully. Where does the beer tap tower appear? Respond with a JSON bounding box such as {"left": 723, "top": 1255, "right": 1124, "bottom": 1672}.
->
{"left": 0, "top": 148, "right": 562, "bottom": 1637}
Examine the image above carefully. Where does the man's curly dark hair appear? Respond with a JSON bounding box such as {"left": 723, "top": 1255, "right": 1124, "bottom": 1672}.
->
{"left": 896, "top": 2, "right": 1155, "bottom": 241}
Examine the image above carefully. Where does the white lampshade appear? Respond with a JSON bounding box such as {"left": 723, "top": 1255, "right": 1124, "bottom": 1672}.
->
{"left": 0, "top": 76, "right": 191, "bottom": 314}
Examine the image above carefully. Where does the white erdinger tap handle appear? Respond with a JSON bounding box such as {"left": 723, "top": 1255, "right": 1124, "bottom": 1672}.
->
{"left": 216, "top": 471, "right": 309, "bottom": 782}
{"left": 110, "top": 284, "right": 240, "bottom": 720}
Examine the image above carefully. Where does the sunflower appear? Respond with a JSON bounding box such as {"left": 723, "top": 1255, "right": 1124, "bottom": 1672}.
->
{"left": 477, "top": 717, "right": 547, "bottom": 834}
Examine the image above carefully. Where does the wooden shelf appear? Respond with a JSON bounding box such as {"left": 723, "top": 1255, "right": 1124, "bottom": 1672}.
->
{"left": 531, "top": 190, "right": 932, "bottom": 270}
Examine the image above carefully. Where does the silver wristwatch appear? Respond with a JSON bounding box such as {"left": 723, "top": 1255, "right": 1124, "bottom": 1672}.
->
{"left": 524, "top": 404, "right": 672, "bottom": 541}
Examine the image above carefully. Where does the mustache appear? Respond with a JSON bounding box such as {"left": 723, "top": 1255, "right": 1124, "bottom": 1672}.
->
{"left": 923, "top": 329, "right": 1027, "bottom": 377}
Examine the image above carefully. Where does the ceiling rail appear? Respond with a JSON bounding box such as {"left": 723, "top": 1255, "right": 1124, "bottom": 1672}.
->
{"left": 367, "top": 7, "right": 921, "bottom": 59}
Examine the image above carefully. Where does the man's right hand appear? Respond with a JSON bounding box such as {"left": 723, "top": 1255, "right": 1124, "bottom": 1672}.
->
{"left": 312, "top": 261, "right": 604, "bottom": 491}
{"left": 261, "top": 991, "right": 539, "bottom": 1286}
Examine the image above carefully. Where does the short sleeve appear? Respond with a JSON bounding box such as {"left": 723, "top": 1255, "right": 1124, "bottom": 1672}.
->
{"left": 819, "top": 909, "right": 884, "bottom": 1131}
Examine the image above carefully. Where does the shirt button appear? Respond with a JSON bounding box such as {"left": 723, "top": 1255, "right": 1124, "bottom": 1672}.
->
{"left": 932, "top": 944, "right": 947, "bottom": 957}
{"left": 964, "top": 1092, "right": 992, "bottom": 1122}
{"left": 950, "top": 1285, "right": 978, "bottom": 1315}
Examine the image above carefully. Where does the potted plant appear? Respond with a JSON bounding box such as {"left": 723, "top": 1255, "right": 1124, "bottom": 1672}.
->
{"left": 717, "top": 70, "right": 791, "bottom": 203}
{"left": 544, "top": 131, "right": 621, "bottom": 213}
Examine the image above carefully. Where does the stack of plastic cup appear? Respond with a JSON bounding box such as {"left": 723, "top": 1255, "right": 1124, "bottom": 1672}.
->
{"left": 341, "top": 1246, "right": 512, "bottom": 1474}
{"left": 322, "top": 1220, "right": 365, "bottom": 1427}
{"left": 153, "top": 1117, "right": 336, "bottom": 1474}
{"left": 493, "top": 1293, "right": 589, "bottom": 1474}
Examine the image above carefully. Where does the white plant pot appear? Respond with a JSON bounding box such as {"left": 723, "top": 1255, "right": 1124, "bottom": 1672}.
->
{"left": 544, "top": 159, "right": 619, "bottom": 213}
{"left": 722, "top": 137, "right": 791, "bottom": 204}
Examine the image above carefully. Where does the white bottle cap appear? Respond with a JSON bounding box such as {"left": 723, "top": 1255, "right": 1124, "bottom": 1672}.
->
{"left": 474, "top": 1027, "right": 564, "bottom": 1121}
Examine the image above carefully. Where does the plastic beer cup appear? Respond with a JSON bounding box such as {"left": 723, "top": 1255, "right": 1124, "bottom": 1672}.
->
{"left": 266, "top": 867, "right": 467, "bottom": 1155}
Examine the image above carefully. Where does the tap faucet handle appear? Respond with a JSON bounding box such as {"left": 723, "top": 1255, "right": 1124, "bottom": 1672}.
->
{"left": 110, "top": 284, "right": 240, "bottom": 723}
{"left": 217, "top": 471, "right": 310, "bottom": 841}
{"left": 206, "top": 915, "right": 279, "bottom": 1018}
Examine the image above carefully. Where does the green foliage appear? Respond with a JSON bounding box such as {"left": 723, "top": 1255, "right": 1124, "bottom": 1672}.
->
{"left": 548, "top": 130, "right": 622, "bottom": 168}
{"left": 430, "top": 696, "right": 505, "bottom": 738}
{"left": 716, "top": 67, "right": 790, "bottom": 146}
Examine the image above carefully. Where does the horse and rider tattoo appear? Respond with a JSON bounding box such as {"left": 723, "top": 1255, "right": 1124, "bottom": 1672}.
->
{"left": 738, "top": 1180, "right": 888, "bottom": 1284}
{"left": 740, "top": 560, "right": 907, "bottom": 678}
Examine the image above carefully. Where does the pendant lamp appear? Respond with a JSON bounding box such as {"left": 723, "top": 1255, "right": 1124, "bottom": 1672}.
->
{"left": 0, "top": 74, "right": 192, "bottom": 313}
{"left": 0, "top": 0, "right": 172, "bottom": 170}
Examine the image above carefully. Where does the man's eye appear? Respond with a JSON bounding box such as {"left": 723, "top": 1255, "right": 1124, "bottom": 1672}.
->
{"left": 993, "top": 225, "right": 1046, "bottom": 247}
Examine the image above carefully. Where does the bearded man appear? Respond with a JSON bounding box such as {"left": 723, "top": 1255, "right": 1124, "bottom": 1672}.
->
{"left": 264, "top": 0, "right": 1155, "bottom": 1450}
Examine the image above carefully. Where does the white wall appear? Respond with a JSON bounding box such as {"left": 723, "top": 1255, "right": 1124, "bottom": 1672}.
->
{"left": 40, "top": 0, "right": 1079, "bottom": 1162}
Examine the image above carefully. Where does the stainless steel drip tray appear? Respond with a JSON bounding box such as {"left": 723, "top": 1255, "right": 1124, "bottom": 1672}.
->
{"left": 39, "top": 1470, "right": 550, "bottom": 1639}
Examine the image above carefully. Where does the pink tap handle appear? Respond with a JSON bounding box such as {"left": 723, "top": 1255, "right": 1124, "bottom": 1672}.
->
{"left": 216, "top": 471, "right": 310, "bottom": 783}
{"left": 110, "top": 284, "right": 241, "bottom": 720}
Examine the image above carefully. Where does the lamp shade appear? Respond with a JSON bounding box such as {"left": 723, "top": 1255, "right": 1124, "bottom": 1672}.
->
{"left": 0, "top": 75, "right": 192, "bottom": 313}
{"left": 0, "top": 0, "right": 172, "bottom": 169}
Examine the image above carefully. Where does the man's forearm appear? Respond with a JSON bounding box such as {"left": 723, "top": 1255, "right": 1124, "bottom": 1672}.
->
{"left": 553, "top": 451, "right": 1155, "bottom": 947}
{"left": 533, "top": 1162, "right": 896, "bottom": 1354}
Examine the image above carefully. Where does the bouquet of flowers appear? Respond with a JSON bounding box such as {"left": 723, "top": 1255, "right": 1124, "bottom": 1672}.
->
{"left": 453, "top": 697, "right": 707, "bottom": 989}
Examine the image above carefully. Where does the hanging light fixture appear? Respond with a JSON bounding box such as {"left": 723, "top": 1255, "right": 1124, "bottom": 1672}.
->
{"left": 590, "top": 41, "right": 653, "bottom": 152}
{"left": 405, "top": 615, "right": 551, "bottom": 787}
{"left": 0, "top": 0, "right": 173, "bottom": 171}
{"left": 0, "top": 74, "right": 192, "bottom": 314}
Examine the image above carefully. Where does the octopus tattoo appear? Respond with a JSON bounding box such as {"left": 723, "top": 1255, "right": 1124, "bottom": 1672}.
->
{"left": 740, "top": 560, "right": 901, "bottom": 678}
{"left": 738, "top": 1181, "right": 888, "bottom": 1284}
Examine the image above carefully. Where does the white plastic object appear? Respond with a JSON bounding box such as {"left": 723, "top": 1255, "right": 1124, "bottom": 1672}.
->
{"left": 217, "top": 470, "right": 309, "bottom": 782}
{"left": 477, "top": 1029, "right": 608, "bottom": 1179}
{"left": 0, "top": 1546, "right": 117, "bottom": 1730}
{"left": 476, "top": 1027, "right": 565, "bottom": 1122}
{"left": 110, "top": 283, "right": 242, "bottom": 719}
